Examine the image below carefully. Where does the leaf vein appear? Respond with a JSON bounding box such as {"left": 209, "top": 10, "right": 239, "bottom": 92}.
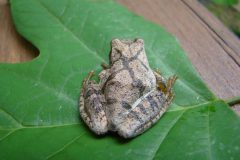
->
{"left": 36, "top": 0, "right": 107, "bottom": 63}
{"left": 0, "top": 128, "right": 23, "bottom": 142}
{"left": 0, "top": 108, "right": 23, "bottom": 127}
{"left": 150, "top": 109, "right": 187, "bottom": 160}
{"left": 45, "top": 132, "right": 86, "bottom": 160}
{"left": 206, "top": 106, "right": 213, "bottom": 160}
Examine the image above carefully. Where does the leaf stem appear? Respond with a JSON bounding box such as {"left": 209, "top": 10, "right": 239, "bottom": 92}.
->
{"left": 225, "top": 96, "right": 240, "bottom": 106}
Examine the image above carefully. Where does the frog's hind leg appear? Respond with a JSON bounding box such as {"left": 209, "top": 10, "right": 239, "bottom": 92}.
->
{"left": 117, "top": 89, "right": 172, "bottom": 138}
{"left": 117, "top": 73, "right": 177, "bottom": 138}
{"left": 79, "top": 71, "right": 108, "bottom": 135}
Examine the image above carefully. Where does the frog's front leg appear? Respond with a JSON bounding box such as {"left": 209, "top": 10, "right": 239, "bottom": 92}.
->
{"left": 79, "top": 71, "right": 108, "bottom": 135}
{"left": 117, "top": 74, "right": 177, "bottom": 138}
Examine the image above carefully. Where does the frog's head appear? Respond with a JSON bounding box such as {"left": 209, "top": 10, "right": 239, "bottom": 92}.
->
{"left": 110, "top": 38, "right": 145, "bottom": 64}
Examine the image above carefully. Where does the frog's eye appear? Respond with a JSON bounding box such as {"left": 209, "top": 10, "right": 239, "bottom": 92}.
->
{"left": 110, "top": 47, "right": 122, "bottom": 64}
{"left": 133, "top": 39, "right": 144, "bottom": 51}
{"left": 113, "top": 48, "right": 122, "bottom": 58}
{"left": 111, "top": 39, "right": 122, "bottom": 47}
{"left": 135, "top": 38, "right": 144, "bottom": 45}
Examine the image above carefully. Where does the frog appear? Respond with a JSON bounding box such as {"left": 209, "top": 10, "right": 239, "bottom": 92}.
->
{"left": 79, "top": 38, "right": 177, "bottom": 138}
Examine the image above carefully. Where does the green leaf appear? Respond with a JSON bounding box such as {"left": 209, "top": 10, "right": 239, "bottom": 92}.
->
{"left": 0, "top": 0, "right": 239, "bottom": 159}
{"left": 212, "top": 0, "right": 238, "bottom": 6}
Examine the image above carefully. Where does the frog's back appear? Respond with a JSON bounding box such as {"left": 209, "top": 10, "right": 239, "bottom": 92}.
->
{"left": 104, "top": 39, "right": 156, "bottom": 129}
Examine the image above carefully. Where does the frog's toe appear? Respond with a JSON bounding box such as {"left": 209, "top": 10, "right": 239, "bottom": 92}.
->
{"left": 116, "top": 118, "right": 144, "bottom": 138}
{"left": 91, "top": 119, "right": 108, "bottom": 135}
{"left": 117, "top": 126, "right": 135, "bottom": 138}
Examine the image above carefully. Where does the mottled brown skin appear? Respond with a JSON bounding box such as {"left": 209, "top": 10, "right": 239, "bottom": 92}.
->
{"left": 79, "top": 39, "right": 176, "bottom": 138}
